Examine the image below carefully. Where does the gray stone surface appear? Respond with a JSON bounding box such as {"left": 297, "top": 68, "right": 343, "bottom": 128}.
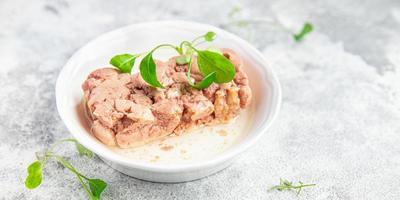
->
{"left": 1, "top": 0, "right": 399, "bottom": 199}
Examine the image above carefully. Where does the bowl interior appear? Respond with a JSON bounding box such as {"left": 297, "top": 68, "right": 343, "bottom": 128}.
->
{"left": 56, "top": 21, "right": 281, "bottom": 170}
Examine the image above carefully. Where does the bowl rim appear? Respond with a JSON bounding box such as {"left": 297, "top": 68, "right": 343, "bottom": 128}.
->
{"left": 56, "top": 20, "right": 281, "bottom": 173}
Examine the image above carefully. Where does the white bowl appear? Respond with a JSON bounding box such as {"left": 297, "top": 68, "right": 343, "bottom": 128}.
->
{"left": 56, "top": 20, "right": 281, "bottom": 183}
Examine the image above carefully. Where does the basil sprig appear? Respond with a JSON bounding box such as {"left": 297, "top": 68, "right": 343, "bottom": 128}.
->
{"left": 109, "top": 31, "right": 236, "bottom": 89}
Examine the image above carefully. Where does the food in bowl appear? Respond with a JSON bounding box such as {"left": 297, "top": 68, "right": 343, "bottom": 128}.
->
{"left": 81, "top": 32, "right": 252, "bottom": 149}
{"left": 56, "top": 21, "right": 281, "bottom": 182}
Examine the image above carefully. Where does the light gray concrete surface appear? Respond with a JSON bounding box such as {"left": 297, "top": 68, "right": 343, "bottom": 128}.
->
{"left": 1, "top": 0, "right": 399, "bottom": 199}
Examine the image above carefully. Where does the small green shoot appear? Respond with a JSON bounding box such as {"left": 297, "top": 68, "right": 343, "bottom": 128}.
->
{"left": 269, "top": 178, "right": 316, "bottom": 195}
{"left": 293, "top": 23, "right": 313, "bottom": 42}
{"left": 24, "top": 139, "right": 107, "bottom": 200}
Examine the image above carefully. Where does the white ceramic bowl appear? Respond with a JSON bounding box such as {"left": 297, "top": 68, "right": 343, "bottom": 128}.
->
{"left": 56, "top": 20, "right": 281, "bottom": 183}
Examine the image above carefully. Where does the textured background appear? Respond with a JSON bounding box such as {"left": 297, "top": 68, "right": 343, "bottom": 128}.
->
{"left": 1, "top": 0, "right": 400, "bottom": 199}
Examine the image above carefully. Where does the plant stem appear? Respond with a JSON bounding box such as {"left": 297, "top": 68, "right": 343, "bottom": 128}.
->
{"left": 294, "top": 184, "right": 316, "bottom": 188}
{"left": 228, "top": 18, "right": 292, "bottom": 34}
{"left": 151, "top": 44, "right": 179, "bottom": 54}
{"left": 191, "top": 34, "right": 206, "bottom": 45}
{"left": 178, "top": 41, "right": 193, "bottom": 55}
{"left": 49, "top": 138, "right": 76, "bottom": 152}
{"left": 269, "top": 179, "right": 316, "bottom": 195}
{"left": 77, "top": 174, "right": 91, "bottom": 197}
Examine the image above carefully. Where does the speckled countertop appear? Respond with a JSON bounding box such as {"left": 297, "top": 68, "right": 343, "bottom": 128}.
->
{"left": 1, "top": 0, "right": 400, "bottom": 199}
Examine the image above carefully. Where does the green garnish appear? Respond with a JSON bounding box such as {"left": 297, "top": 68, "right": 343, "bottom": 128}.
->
{"left": 24, "top": 139, "right": 107, "bottom": 200}
{"left": 293, "top": 23, "right": 313, "bottom": 41}
{"left": 140, "top": 52, "right": 164, "bottom": 88}
{"left": 109, "top": 31, "right": 235, "bottom": 89}
{"left": 25, "top": 161, "right": 43, "bottom": 189}
{"left": 196, "top": 50, "right": 235, "bottom": 84}
{"left": 269, "top": 178, "right": 316, "bottom": 195}
{"left": 204, "top": 31, "right": 216, "bottom": 41}
{"left": 186, "top": 56, "right": 216, "bottom": 89}
{"left": 206, "top": 47, "right": 223, "bottom": 55}
{"left": 109, "top": 54, "right": 138, "bottom": 73}
{"left": 227, "top": 6, "right": 313, "bottom": 42}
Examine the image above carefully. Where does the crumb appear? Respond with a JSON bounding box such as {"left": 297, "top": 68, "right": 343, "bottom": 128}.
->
{"left": 160, "top": 145, "right": 174, "bottom": 151}
{"left": 217, "top": 130, "right": 227, "bottom": 136}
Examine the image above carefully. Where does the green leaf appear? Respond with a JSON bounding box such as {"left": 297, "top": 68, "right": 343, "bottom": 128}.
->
{"left": 139, "top": 52, "right": 164, "bottom": 88}
{"left": 204, "top": 31, "right": 216, "bottom": 41}
{"left": 176, "top": 55, "right": 190, "bottom": 65}
{"left": 25, "top": 161, "right": 43, "bottom": 189}
{"left": 75, "top": 142, "right": 94, "bottom": 158}
{"left": 206, "top": 47, "right": 222, "bottom": 55}
{"left": 293, "top": 23, "right": 313, "bottom": 42}
{"left": 196, "top": 50, "right": 236, "bottom": 83}
{"left": 189, "top": 72, "right": 216, "bottom": 89}
{"left": 109, "top": 54, "right": 138, "bottom": 73}
{"left": 88, "top": 179, "right": 107, "bottom": 199}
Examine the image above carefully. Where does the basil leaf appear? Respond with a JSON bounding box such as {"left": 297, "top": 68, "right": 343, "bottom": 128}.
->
{"left": 139, "top": 52, "right": 164, "bottom": 88}
{"left": 88, "top": 179, "right": 107, "bottom": 199}
{"left": 109, "top": 54, "right": 138, "bottom": 73}
{"left": 204, "top": 31, "right": 216, "bottom": 41}
{"left": 293, "top": 23, "right": 313, "bottom": 41}
{"left": 197, "top": 50, "right": 236, "bottom": 83}
{"left": 25, "top": 161, "right": 43, "bottom": 189}
{"left": 189, "top": 72, "right": 216, "bottom": 89}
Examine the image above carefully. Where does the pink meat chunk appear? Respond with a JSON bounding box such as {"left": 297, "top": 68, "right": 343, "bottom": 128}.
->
{"left": 115, "top": 99, "right": 182, "bottom": 148}
{"left": 92, "top": 120, "right": 116, "bottom": 146}
{"left": 183, "top": 94, "right": 214, "bottom": 121}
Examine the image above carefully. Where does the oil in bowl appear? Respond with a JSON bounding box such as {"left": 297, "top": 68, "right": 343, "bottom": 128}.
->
{"left": 110, "top": 101, "right": 255, "bottom": 164}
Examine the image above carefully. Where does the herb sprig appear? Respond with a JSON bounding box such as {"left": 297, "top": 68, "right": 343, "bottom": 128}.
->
{"left": 110, "top": 31, "right": 235, "bottom": 89}
{"left": 226, "top": 6, "right": 313, "bottom": 42}
{"left": 293, "top": 23, "right": 313, "bottom": 41}
{"left": 269, "top": 178, "right": 316, "bottom": 195}
{"left": 24, "top": 139, "right": 107, "bottom": 200}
